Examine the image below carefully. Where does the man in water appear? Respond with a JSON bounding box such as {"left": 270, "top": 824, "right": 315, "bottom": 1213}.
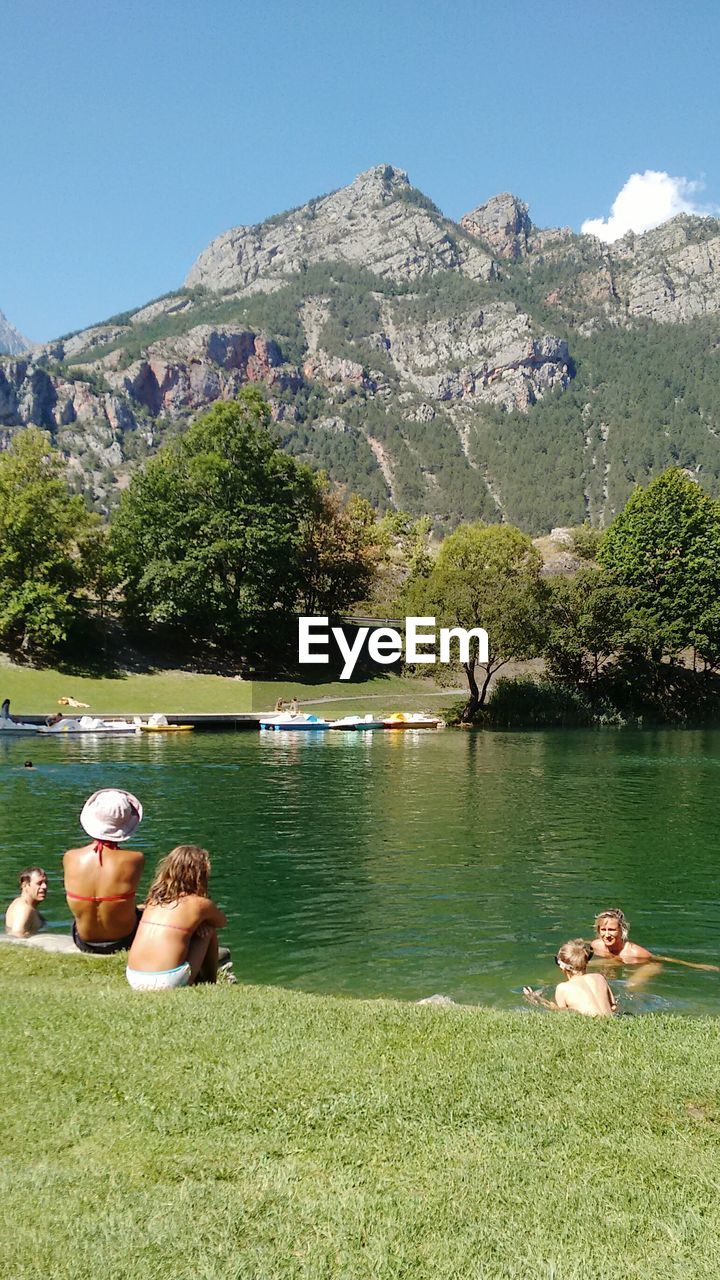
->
{"left": 591, "top": 907, "right": 717, "bottom": 971}
{"left": 5, "top": 867, "right": 48, "bottom": 936}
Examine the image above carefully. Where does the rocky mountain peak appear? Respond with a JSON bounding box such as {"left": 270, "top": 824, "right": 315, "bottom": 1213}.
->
{"left": 343, "top": 163, "right": 411, "bottom": 202}
{"left": 185, "top": 164, "right": 493, "bottom": 292}
{"left": 0, "top": 308, "right": 30, "bottom": 356}
{"left": 460, "top": 193, "right": 532, "bottom": 259}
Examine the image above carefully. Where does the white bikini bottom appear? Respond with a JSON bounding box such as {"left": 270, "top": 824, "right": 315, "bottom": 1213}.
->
{"left": 126, "top": 962, "right": 192, "bottom": 991}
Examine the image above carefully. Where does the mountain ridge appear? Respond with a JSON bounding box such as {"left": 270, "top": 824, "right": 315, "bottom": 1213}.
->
{"left": 3, "top": 163, "right": 720, "bottom": 533}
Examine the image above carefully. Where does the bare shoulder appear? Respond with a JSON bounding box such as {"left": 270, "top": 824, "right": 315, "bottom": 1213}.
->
{"left": 179, "top": 894, "right": 213, "bottom": 919}
{"left": 5, "top": 898, "right": 32, "bottom": 934}
{"left": 555, "top": 984, "right": 568, "bottom": 1007}
{"left": 625, "top": 941, "right": 653, "bottom": 962}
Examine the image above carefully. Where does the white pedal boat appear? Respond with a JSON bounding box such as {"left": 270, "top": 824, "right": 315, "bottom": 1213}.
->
{"left": 37, "top": 716, "right": 141, "bottom": 735}
{"left": 329, "top": 714, "right": 386, "bottom": 729}
{"left": 259, "top": 713, "right": 330, "bottom": 731}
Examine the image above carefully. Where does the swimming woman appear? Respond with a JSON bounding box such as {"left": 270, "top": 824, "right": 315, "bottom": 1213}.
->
{"left": 591, "top": 908, "right": 718, "bottom": 971}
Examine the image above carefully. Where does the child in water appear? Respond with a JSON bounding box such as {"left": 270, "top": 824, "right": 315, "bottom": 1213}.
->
{"left": 524, "top": 939, "right": 617, "bottom": 1017}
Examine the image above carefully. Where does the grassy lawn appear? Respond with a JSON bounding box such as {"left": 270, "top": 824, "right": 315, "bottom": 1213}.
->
{"left": 0, "top": 659, "right": 462, "bottom": 717}
{"left": 2, "top": 947, "right": 720, "bottom": 1279}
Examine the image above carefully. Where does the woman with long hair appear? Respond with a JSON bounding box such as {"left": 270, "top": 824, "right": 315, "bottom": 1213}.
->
{"left": 125, "top": 844, "right": 227, "bottom": 990}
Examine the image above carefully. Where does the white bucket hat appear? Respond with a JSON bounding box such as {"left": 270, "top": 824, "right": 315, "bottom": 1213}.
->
{"left": 80, "top": 789, "right": 143, "bottom": 842}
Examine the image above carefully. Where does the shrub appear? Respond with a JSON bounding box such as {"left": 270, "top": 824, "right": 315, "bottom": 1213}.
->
{"left": 486, "top": 676, "right": 593, "bottom": 728}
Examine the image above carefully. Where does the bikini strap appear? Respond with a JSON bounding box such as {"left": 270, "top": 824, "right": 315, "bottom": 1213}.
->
{"left": 92, "top": 839, "right": 118, "bottom": 865}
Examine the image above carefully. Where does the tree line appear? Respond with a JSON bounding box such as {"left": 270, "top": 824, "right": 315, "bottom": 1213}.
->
{"left": 402, "top": 466, "right": 720, "bottom": 725}
{"left": 3, "top": 387, "right": 720, "bottom": 724}
{"left": 0, "top": 388, "right": 384, "bottom": 669}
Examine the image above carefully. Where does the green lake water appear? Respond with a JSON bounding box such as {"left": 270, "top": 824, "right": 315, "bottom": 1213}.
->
{"left": 1, "top": 728, "right": 719, "bottom": 1013}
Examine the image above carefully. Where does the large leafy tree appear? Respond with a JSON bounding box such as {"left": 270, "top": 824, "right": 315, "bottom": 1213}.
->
{"left": 112, "top": 388, "right": 319, "bottom": 648}
{"left": 298, "top": 486, "right": 384, "bottom": 616}
{"left": 407, "top": 522, "right": 548, "bottom": 720}
{"left": 0, "top": 428, "right": 92, "bottom": 653}
{"left": 544, "top": 568, "right": 628, "bottom": 698}
{"left": 599, "top": 468, "right": 720, "bottom": 666}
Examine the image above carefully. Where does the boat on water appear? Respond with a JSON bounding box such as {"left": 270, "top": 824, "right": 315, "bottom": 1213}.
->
{"left": 382, "top": 712, "right": 443, "bottom": 730}
{"left": 139, "top": 713, "right": 194, "bottom": 733}
{"left": 37, "top": 715, "right": 141, "bottom": 735}
{"left": 0, "top": 716, "right": 39, "bottom": 734}
{"left": 0, "top": 699, "right": 40, "bottom": 733}
{"left": 329, "top": 714, "right": 386, "bottom": 730}
{"left": 259, "top": 713, "right": 330, "bottom": 731}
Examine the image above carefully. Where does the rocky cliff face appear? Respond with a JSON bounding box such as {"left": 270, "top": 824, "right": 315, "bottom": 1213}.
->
{"left": 185, "top": 165, "right": 495, "bottom": 290}
{"left": 0, "top": 309, "right": 29, "bottom": 356}
{"left": 5, "top": 164, "right": 720, "bottom": 530}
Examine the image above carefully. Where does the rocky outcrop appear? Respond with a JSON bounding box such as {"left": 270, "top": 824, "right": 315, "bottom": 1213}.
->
{"left": 379, "top": 301, "right": 570, "bottom": 411}
{"left": 0, "top": 309, "right": 30, "bottom": 356}
{"left": 609, "top": 218, "right": 720, "bottom": 321}
{"left": 0, "top": 323, "right": 304, "bottom": 461}
{"left": 129, "top": 293, "right": 195, "bottom": 327}
{"left": 302, "top": 351, "right": 371, "bottom": 389}
{"left": 98, "top": 326, "right": 302, "bottom": 418}
{"left": 62, "top": 325, "right": 131, "bottom": 361}
{"left": 460, "top": 194, "right": 532, "bottom": 259}
{"left": 185, "top": 164, "right": 495, "bottom": 291}
{"left": 0, "top": 360, "right": 57, "bottom": 427}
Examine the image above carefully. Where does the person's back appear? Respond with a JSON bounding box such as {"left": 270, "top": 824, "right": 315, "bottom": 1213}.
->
{"left": 128, "top": 894, "right": 224, "bottom": 972}
{"left": 554, "top": 939, "right": 617, "bottom": 1017}
{"left": 64, "top": 842, "right": 143, "bottom": 943}
{"left": 555, "top": 970, "right": 616, "bottom": 1017}
{"left": 64, "top": 789, "right": 144, "bottom": 953}
{"left": 126, "top": 844, "right": 227, "bottom": 990}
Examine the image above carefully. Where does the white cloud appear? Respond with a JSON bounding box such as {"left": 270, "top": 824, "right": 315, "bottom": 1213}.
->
{"left": 581, "top": 171, "right": 716, "bottom": 243}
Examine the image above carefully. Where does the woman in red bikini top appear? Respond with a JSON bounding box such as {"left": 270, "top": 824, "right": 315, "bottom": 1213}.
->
{"left": 64, "top": 788, "right": 144, "bottom": 955}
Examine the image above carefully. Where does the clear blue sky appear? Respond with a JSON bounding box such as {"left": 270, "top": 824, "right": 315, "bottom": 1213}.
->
{"left": 3, "top": 0, "right": 719, "bottom": 341}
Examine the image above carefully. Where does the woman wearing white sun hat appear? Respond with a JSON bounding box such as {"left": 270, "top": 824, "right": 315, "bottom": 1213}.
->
{"left": 63, "top": 789, "right": 145, "bottom": 954}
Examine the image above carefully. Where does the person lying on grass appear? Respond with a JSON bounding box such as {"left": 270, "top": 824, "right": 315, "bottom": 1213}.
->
{"left": 125, "top": 844, "right": 227, "bottom": 991}
{"left": 524, "top": 939, "right": 617, "bottom": 1017}
{"left": 590, "top": 908, "right": 718, "bottom": 971}
{"left": 5, "top": 866, "right": 48, "bottom": 937}
{"left": 64, "top": 789, "right": 144, "bottom": 955}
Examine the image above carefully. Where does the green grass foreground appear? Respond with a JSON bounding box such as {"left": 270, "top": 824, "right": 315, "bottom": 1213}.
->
{"left": 0, "top": 660, "right": 460, "bottom": 717}
{"left": 2, "top": 950, "right": 720, "bottom": 1279}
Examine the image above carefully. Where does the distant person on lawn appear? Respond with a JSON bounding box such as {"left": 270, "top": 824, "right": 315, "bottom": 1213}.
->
{"left": 5, "top": 867, "right": 48, "bottom": 936}
{"left": 524, "top": 939, "right": 617, "bottom": 1017}
{"left": 591, "top": 908, "right": 717, "bottom": 970}
{"left": 125, "top": 844, "right": 227, "bottom": 990}
{"left": 64, "top": 789, "right": 144, "bottom": 954}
